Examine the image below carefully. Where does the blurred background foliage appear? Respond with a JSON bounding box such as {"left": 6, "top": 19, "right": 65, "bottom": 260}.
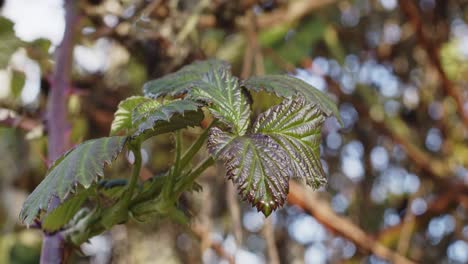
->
{"left": 0, "top": 0, "right": 467, "bottom": 263}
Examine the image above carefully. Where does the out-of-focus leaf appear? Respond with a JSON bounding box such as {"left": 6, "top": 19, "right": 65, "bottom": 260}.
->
{"left": 11, "top": 70, "right": 25, "bottom": 98}
{"left": 143, "top": 59, "right": 229, "bottom": 98}
{"left": 253, "top": 97, "right": 326, "bottom": 188}
{"left": 189, "top": 68, "right": 251, "bottom": 135}
{"left": 323, "top": 25, "right": 345, "bottom": 63}
{"left": 260, "top": 19, "right": 325, "bottom": 73}
{"left": 259, "top": 22, "right": 294, "bottom": 47}
{"left": 208, "top": 127, "right": 290, "bottom": 216}
{"left": 42, "top": 189, "right": 90, "bottom": 232}
{"left": 0, "top": 17, "right": 23, "bottom": 68}
{"left": 27, "top": 38, "right": 52, "bottom": 63}
{"left": 19, "top": 136, "right": 128, "bottom": 225}
{"left": 243, "top": 75, "right": 342, "bottom": 125}
{"left": 440, "top": 38, "right": 468, "bottom": 81}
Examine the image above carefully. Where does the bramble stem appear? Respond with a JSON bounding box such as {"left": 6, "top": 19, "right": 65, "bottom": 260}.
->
{"left": 41, "top": 0, "right": 77, "bottom": 263}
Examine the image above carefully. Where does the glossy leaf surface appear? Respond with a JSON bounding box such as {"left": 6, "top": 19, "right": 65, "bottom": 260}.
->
{"left": 143, "top": 59, "right": 229, "bottom": 98}
{"left": 208, "top": 127, "right": 290, "bottom": 216}
{"left": 253, "top": 97, "right": 326, "bottom": 188}
{"left": 190, "top": 68, "right": 251, "bottom": 135}
{"left": 110, "top": 97, "right": 204, "bottom": 138}
{"left": 131, "top": 99, "right": 204, "bottom": 139}
{"left": 243, "top": 75, "right": 342, "bottom": 124}
{"left": 208, "top": 97, "right": 327, "bottom": 216}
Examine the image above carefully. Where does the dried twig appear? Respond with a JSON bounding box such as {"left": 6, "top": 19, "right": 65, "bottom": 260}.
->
{"left": 288, "top": 182, "right": 416, "bottom": 264}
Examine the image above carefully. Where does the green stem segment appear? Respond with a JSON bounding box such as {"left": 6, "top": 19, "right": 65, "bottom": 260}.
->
{"left": 179, "top": 123, "right": 213, "bottom": 167}
{"left": 175, "top": 157, "right": 215, "bottom": 195}
{"left": 126, "top": 141, "right": 142, "bottom": 204}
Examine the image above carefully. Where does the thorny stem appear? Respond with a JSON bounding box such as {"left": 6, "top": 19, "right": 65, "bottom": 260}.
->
{"left": 41, "top": 0, "right": 77, "bottom": 263}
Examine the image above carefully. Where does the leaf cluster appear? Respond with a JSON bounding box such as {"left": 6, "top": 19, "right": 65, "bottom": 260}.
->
{"left": 20, "top": 59, "right": 340, "bottom": 243}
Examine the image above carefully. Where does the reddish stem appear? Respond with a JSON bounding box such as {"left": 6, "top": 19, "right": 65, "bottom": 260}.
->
{"left": 41, "top": 0, "right": 77, "bottom": 263}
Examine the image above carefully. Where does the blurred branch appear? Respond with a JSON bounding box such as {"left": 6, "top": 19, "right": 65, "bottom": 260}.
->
{"left": 262, "top": 48, "right": 463, "bottom": 191}
{"left": 396, "top": 192, "right": 419, "bottom": 256}
{"left": 377, "top": 186, "right": 467, "bottom": 246}
{"left": 288, "top": 182, "right": 416, "bottom": 264}
{"left": 0, "top": 112, "right": 41, "bottom": 132}
{"left": 398, "top": 0, "right": 468, "bottom": 126}
{"left": 237, "top": 0, "right": 337, "bottom": 29}
{"left": 192, "top": 223, "right": 235, "bottom": 264}
{"left": 176, "top": 0, "right": 210, "bottom": 42}
{"left": 227, "top": 183, "right": 243, "bottom": 244}
{"left": 262, "top": 218, "right": 280, "bottom": 264}
{"left": 322, "top": 76, "right": 467, "bottom": 193}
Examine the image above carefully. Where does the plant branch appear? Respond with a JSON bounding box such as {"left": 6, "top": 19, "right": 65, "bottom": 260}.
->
{"left": 398, "top": 0, "right": 468, "bottom": 126}
{"left": 175, "top": 157, "right": 215, "bottom": 195}
{"left": 41, "top": 0, "right": 77, "bottom": 263}
{"left": 236, "top": 0, "right": 337, "bottom": 29}
{"left": 179, "top": 125, "right": 212, "bottom": 168}
{"left": 288, "top": 181, "right": 415, "bottom": 264}
{"left": 262, "top": 217, "right": 280, "bottom": 264}
{"left": 0, "top": 111, "right": 42, "bottom": 132}
{"left": 192, "top": 223, "right": 235, "bottom": 264}
{"left": 227, "top": 183, "right": 243, "bottom": 244}
{"left": 125, "top": 141, "right": 143, "bottom": 205}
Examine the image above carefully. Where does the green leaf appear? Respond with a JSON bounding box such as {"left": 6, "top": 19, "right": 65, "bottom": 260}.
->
{"left": 110, "top": 96, "right": 152, "bottom": 135}
{"left": 242, "top": 75, "right": 342, "bottom": 125}
{"left": 19, "top": 136, "right": 128, "bottom": 225}
{"left": 143, "top": 59, "right": 230, "bottom": 98}
{"left": 189, "top": 68, "right": 251, "bottom": 135}
{"left": 260, "top": 19, "right": 326, "bottom": 72}
{"left": 143, "top": 60, "right": 251, "bottom": 135}
{"left": 207, "top": 97, "right": 327, "bottom": 216}
{"left": 207, "top": 127, "right": 291, "bottom": 216}
{"left": 42, "top": 189, "right": 90, "bottom": 232}
{"left": 253, "top": 97, "right": 326, "bottom": 188}
{"left": 111, "top": 96, "right": 204, "bottom": 139}
{"left": 0, "top": 17, "right": 23, "bottom": 68}
{"left": 131, "top": 99, "right": 204, "bottom": 139}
